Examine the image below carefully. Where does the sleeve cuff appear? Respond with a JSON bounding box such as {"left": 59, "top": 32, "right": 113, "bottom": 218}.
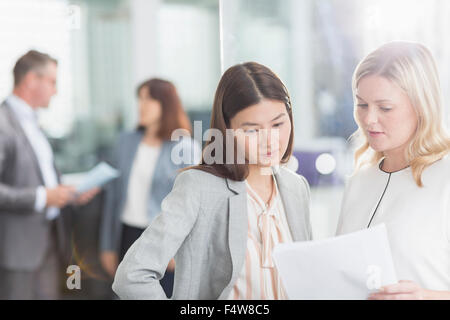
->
{"left": 35, "top": 186, "right": 47, "bottom": 212}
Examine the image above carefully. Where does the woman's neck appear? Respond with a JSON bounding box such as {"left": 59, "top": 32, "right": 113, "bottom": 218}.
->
{"left": 382, "top": 149, "right": 409, "bottom": 172}
{"left": 246, "top": 165, "right": 273, "bottom": 190}
{"left": 142, "top": 125, "right": 162, "bottom": 146}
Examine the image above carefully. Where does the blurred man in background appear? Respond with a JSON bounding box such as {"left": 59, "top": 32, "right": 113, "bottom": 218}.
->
{"left": 0, "top": 50, "right": 98, "bottom": 299}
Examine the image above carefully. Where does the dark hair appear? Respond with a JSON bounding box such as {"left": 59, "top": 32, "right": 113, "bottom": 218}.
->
{"left": 13, "top": 50, "right": 58, "bottom": 87}
{"left": 185, "top": 62, "right": 294, "bottom": 181}
{"left": 136, "top": 78, "right": 192, "bottom": 140}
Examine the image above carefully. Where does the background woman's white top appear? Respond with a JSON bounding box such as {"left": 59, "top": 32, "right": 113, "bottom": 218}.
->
{"left": 336, "top": 154, "right": 450, "bottom": 291}
{"left": 121, "top": 142, "right": 161, "bottom": 228}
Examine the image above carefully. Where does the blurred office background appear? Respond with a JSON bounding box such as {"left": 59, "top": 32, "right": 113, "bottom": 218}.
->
{"left": 0, "top": 0, "right": 449, "bottom": 298}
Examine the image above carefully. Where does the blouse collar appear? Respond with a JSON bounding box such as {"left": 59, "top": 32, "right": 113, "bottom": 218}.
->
{"left": 377, "top": 157, "right": 411, "bottom": 174}
{"left": 245, "top": 167, "right": 281, "bottom": 214}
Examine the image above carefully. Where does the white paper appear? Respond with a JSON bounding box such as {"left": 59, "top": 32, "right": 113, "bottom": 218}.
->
{"left": 272, "top": 223, "right": 397, "bottom": 300}
{"left": 75, "top": 162, "right": 120, "bottom": 194}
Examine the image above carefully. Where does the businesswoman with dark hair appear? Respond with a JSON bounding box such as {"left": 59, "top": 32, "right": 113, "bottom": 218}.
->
{"left": 99, "top": 78, "right": 201, "bottom": 297}
{"left": 112, "top": 62, "right": 312, "bottom": 300}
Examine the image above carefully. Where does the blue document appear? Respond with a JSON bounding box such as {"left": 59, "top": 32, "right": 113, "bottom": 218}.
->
{"left": 76, "top": 162, "right": 120, "bottom": 194}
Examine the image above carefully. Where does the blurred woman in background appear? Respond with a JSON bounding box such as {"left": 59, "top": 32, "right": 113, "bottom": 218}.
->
{"left": 99, "top": 78, "right": 201, "bottom": 298}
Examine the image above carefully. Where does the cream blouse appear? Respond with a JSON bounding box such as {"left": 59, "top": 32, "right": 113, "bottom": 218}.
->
{"left": 228, "top": 169, "right": 293, "bottom": 299}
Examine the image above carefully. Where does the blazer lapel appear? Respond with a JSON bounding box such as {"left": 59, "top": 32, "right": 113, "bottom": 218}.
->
{"left": 149, "top": 141, "right": 172, "bottom": 187}
{"left": 2, "top": 101, "right": 45, "bottom": 185}
{"left": 54, "top": 164, "right": 62, "bottom": 184}
{"left": 274, "top": 170, "right": 309, "bottom": 241}
{"left": 219, "top": 178, "right": 247, "bottom": 299}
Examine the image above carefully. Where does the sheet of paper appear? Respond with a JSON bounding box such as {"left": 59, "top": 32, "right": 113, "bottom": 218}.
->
{"left": 75, "top": 162, "right": 120, "bottom": 194}
{"left": 272, "top": 223, "right": 397, "bottom": 300}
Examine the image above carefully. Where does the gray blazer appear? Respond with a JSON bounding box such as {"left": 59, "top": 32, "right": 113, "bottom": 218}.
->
{"left": 99, "top": 130, "right": 200, "bottom": 253}
{"left": 0, "top": 100, "right": 69, "bottom": 271}
{"left": 112, "top": 166, "right": 312, "bottom": 299}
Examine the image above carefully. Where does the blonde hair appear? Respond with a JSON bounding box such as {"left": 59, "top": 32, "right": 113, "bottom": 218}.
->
{"left": 350, "top": 41, "right": 450, "bottom": 186}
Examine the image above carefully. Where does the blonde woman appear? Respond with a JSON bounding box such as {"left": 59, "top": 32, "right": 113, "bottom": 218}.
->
{"left": 336, "top": 41, "right": 450, "bottom": 299}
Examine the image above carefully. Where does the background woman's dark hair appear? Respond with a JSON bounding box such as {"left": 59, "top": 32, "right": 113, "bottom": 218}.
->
{"left": 136, "top": 78, "right": 192, "bottom": 140}
{"left": 184, "top": 62, "right": 294, "bottom": 181}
